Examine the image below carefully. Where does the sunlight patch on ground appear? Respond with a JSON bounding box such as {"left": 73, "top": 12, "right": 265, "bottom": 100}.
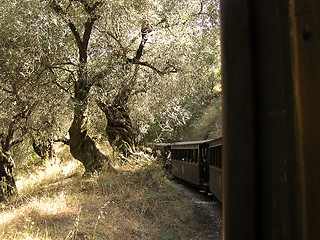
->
{"left": 16, "top": 159, "right": 83, "bottom": 193}
{"left": 0, "top": 208, "right": 19, "bottom": 226}
{"left": 0, "top": 192, "right": 79, "bottom": 226}
{"left": 28, "top": 191, "right": 78, "bottom": 216}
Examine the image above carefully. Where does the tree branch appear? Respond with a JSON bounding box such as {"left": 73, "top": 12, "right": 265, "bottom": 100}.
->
{"left": 75, "top": 0, "right": 102, "bottom": 14}
{"left": 105, "top": 30, "right": 127, "bottom": 57}
{"left": 47, "top": 68, "right": 74, "bottom": 97}
{"left": 50, "top": 0, "right": 101, "bottom": 63}
{"left": 68, "top": 22, "right": 82, "bottom": 50}
{"left": 82, "top": 19, "right": 95, "bottom": 51}
{"left": 127, "top": 60, "right": 178, "bottom": 75}
{"left": 10, "top": 139, "right": 23, "bottom": 147}
{"left": 0, "top": 87, "right": 13, "bottom": 94}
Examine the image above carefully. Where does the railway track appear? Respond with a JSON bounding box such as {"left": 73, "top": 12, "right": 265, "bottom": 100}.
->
{"left": 170, "top": 181, "right": 222, "bottom": 240}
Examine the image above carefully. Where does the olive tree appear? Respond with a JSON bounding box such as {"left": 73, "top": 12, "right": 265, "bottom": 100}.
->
{"left": 0, "top": 0, "right": 73, "bottom": 200}
{"left": 43, "top": 0, "right": 113, "bottom": 172}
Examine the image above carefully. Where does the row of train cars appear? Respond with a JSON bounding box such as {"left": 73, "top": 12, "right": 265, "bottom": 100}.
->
{"left": 154, "top": 138, "right": 223, "bottom": 202}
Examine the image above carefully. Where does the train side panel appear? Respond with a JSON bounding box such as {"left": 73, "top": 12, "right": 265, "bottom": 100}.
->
{"left": 171, "top": 160, "right": 200, "bottom": 186}
{"left": 209, "top": 166, "right": 222, "bottom": 202}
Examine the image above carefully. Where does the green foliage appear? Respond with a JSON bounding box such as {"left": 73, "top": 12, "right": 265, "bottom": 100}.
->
{"left": 0, "top": 0, "right": 221, "bottom": 171}
{"left": 127, "top": 0, "right": 222, "bottom": 143}
{"left": 0, "top": 0, "right": 72, "bottom": 143}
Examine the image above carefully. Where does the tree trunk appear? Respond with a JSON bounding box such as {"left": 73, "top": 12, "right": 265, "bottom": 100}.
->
{"left": 98, "top": 85, "right": 135, "bottom": 154}
{"left": 68, "top": 105, "right": 108, "bottom": 172}
{"left": 100, "top": 103, "right": 135, "bottom": 153}
{"left": 0, "top": 151, "right": 16, "bottom": 202}
{"left": 0, "top": 121, "right": 17, "bottom": 201}
{"left": 68, "top": 70, "right": 110, "bottom": 172}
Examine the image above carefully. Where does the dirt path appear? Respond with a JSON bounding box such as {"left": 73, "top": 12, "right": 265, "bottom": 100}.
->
{"left": 171, "top": 181, "right": 223, "bottom": 240}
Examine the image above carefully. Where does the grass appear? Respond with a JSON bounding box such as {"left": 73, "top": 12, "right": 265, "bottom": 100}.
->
{"left": 0, "top": 144, "right": 203, "bottom": 240}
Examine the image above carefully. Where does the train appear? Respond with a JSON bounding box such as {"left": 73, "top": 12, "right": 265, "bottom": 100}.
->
{"left": 156, "top": 138, "right": 223, "bottom": 202}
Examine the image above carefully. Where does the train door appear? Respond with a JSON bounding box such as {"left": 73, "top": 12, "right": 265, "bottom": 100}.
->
{"left": 199, "top": 143, "right": 209, "bottom": 190}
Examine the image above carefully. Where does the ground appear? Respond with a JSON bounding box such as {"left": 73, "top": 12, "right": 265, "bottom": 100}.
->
{"left": 170, "top": 181, "right": 223, "bottom": 240}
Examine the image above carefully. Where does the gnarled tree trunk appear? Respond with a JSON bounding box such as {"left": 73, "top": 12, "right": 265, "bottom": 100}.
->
{"left": 98, "top": 100, "right": 135, "bottom": 153}
{"left": 0, "top": 151, "right": 16, "bottom": 202}
{"left": 97, "top": 72, "right": 136, "bottom": 153}
{"left": 68, "top": 79, "right": 108, "bottom": 172}
{"left": 0, "top": 119, "right": 20, "bottom": 201}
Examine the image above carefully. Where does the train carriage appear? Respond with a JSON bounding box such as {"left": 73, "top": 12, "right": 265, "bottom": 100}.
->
{"left": 208, "top": 138, "right": 223, "bottom": 202}
{"left": 170, "top": 140, "right": 212, "bottom": 188}
{"left": 169, "top": 138, "right": 223, "bottom": 202}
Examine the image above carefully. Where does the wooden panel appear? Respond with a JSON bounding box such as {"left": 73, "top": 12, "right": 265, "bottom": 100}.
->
{"left": 209, "top": 166, "right": 222, "bottom": 202}
{"left": 221, "top": 0, "right": 301, "bottom": 239}
{"left": 171, "top": 160, "right": 200, "bottom": 186}
{"left": 221, "top": 1, "right": 257, "bottom": 239}
{"left": 290, "top": 1, "right": 320, "bottom": 239}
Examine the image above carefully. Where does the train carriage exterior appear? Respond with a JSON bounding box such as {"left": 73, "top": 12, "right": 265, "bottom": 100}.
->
{"left": 169, "top": 138, "right": 223, "bottom": 202}
{"left": 170, "top": 140, "right": 212, "bottom": 188}
{"left": 208, "top": 138, "right": 223, "bottom": 202}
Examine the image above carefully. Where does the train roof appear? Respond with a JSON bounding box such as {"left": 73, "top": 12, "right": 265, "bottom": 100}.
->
{"left": 151, "top": 143, "right": 171, "bottom": 147}
{"left": 170, "top": 137, "right": 222, "bottom": 149}
{"left": 149, "top": 137, "right": 222, "bottom": 149}
{"left": 171, "top": 139, "right": 214, "bottom": 146}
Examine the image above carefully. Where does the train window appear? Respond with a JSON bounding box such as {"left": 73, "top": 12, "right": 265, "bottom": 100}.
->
{"left": 185, "top": 149, "right": 188, "bottom": 162}
{"left": 220, "top": 146, "right": 222, "bottom": 168}
{"left": 176, "top": 149, "right": 180, "bottom": 161}
{"left": 174, "top": 149, "right": 177, "bottom": 161}
{"left": 209, "top": 147, "right": 214, "bottom": 166}
{"left": 202, "top": 147, "right": 207, "bottom": 158}
{"left": 212, "top": 148, "right": 215, "bottom": 166}
{"left": 192, "top": 149, "right": 195, "bottom": 163}
{"left": 217, "top": 147, "right": 219, "bottom": 167}
{"left": 187, "top": 149, "right": 189, "bottom": 162}
{"left": 195, "top": 149, "right": 198, "bottom": 163}
{"left": 208, "top": 146, "right": 222, "bottom": 168}
{"left": 186, "top": 149, "right": 189, "bottom": 162}
{"left": 216, "top": 148, "right": 218, "bottom": 167}
{"left": 218, "top": 146, "right": 222, "bottom": 168}
{"left": 211, "top": 147, "right": 215, "bottom": 167}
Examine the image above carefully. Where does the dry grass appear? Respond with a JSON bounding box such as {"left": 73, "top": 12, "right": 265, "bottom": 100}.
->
{"left": 0, "top": 144, "right": 201, "bottom": 240}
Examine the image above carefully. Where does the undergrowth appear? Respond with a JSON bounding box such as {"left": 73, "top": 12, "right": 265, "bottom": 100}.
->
{"left": 0, "top": 144, "right": 200, "bottom": 240}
